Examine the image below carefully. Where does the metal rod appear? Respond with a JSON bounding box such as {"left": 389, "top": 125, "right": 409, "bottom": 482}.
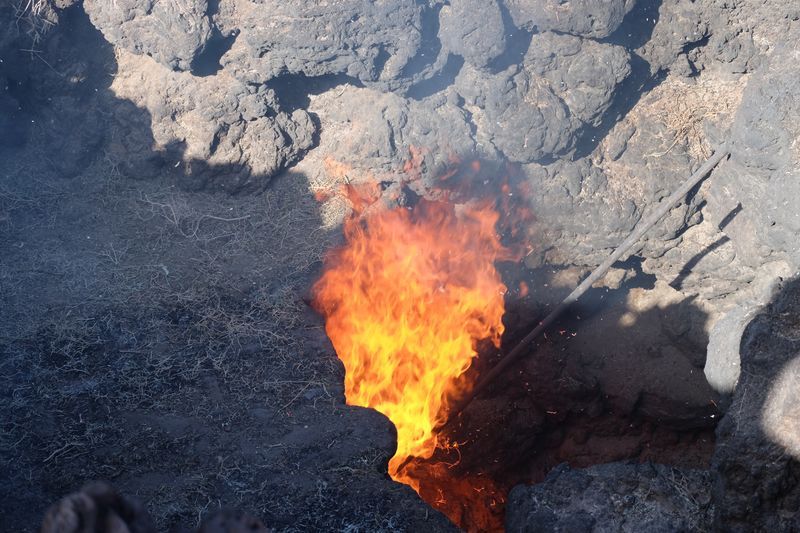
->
{"left": 444, "top": 144, "right": 730, "bottom": 423}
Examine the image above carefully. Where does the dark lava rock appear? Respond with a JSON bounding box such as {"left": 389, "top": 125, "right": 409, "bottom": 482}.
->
{"left": 639, "top": 0, "right": 710, "bottom": 74}
{"left": 308, "top": 85, "right": 474, "bottom": 187}
{"left": 705, "top": 44, "right": 800, "bottom": 271}
{"left": 107, "top": 51, "right": 316, "bottom": 192}
{"left": 455, "top": 32, "right": 629, "bottom": 164}
{"left": 0, "top": 2, "right": 109, "bottom": 176}
{"left": 455, "top": 64, "right": 579, "bottom": 163}
{"left": 506, "top": 0, "right": 637, "bottom": 38}
{"left": 41, "top": 481, "right": 156, "bottom": 533}
{"left": 506, "top": 462, "right": 714, "bottom": 532}
{"left": 712, "top": 276, "right": 800, "bottom": 531}
{"left": 215, "top": 0, "right": 425, "bottom": 90}
{"left": 525, "top": 32, "right": 631, "bottom": 128}
{"left": 439, "top": 0, "right": 506, "bottom": 69}
{"left": 83, "top": 0, "right": 212, "bottom": 71}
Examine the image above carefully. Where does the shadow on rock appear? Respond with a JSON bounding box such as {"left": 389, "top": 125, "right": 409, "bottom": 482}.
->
{"left": 712, "top": 275, "right": 800, "bottom": 531}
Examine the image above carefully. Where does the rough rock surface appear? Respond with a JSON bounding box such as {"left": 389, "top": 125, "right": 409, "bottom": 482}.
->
{"left": 0, "top": 3, "right": 109, "bottom": 175}
{"left": 712, "top": 276, "right": 800, "bottom": 531}
{"left": 705, "top": 44, "right": 800, "bottom": 271}
{"left": 439, "top": 0, "right": 506, "bottom": 69}
{"left": 505, "top": 462, "right": 714, "bottom": 532}
{"left": 41, "top": 481, "right": 156, "bottom": 533}
{"left": 83, "top": 0, "right": 212, "bottom": 71}
{"left": 453, "top": 33, "right": 630, "bottom": 164}
{"left": 704, "top": 260, "right": 792, "bottom": 393}
{"left": 303, "top": 86, "right": 473, "bottom": 187}
{"left": 216, "top": 0, "right": 425, "bottom": 90}
{"left": 638, "top": 0, "right": 710, "bottom": 74}
{"left": 526, "top": 33, "right": 631, "bottom": 128}
{"left": 108, "top": 51, "right": 315, "bottom": 192}
{"left": 456, "top": 63, "right": 580, "bottom": 162}
{"left": 506, "top": 0, "right": 636, "bottom": 38}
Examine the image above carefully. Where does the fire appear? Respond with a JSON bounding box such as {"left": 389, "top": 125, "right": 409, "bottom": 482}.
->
{"left": 312, "top": 191, "right": 510, "bottom": 491}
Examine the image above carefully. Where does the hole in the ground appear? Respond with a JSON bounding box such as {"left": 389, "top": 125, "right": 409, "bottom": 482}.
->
{"left": 404, "top": 257, "right": 720, "bottom": 530}
{"left": 313, "top": 158, "right": 721, "bottom": 531}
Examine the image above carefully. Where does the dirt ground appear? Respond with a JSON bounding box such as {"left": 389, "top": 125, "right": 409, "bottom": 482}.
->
{"left": 0, "top": 144, "right": 454, "bottom": 532}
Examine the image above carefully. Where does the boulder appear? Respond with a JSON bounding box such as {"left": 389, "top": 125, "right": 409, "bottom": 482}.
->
{"left": 525, "top": 32, "right": 631, "bottom": 127}
{"left": 83, "top": 0, "right": 212, "bottom": 71}
{"left": 712, "top": 276, "right": 800, "bottom": 531}
{"left": 705, "top": 45, "right": 800, "bottom": 271}
{"left": 506, "top": 0, "right": 636, "bottom": 38}
{"left": 215, "top": 0, "right": 425, "bottom": 90}
{"left": 107, "top": 51, "right": 315, "bottom": 192}
{"left": 438, "top": 0, "right": 506, "bottom": 69}
{"left": 454, "top": 34, "right": 630, "bottom": 164}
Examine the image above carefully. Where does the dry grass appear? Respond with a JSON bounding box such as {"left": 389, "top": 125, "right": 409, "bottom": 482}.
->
{"left": 639, "top": 74, "right": 747, "bottom": 160}
{"left": 596, "top": 71, "right": 747, "bottom": 208}
{"left": 12, "top": 0, "right": 58, "bottom": 47}
{"left": 0, "top": 152, "right": 351, "bottom": 531}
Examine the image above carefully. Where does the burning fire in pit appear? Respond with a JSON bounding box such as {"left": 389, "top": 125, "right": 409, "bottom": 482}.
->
{"left": 313, "top": 170, "right": 514, "bottom": 527}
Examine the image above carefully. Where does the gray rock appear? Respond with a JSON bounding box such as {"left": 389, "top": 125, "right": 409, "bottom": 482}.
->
{"left": 216, "top": 0, "right": 425, "bottom": 90}
{"left": 638, "top": 0, "right": 709, "bottom": 73}
{"left": 83, "top": 0, "right": 212, "bottom": 71}
{"left": 520, "top": 157, "right": 640, "bottom": 266}
{"left": 454, "top": 33, "right": 629, "bottom": 165}
{"left": 0, "top": 1, "right": 111, "bottom": 174}
{"left": 525, "top": 33, "right": 631, "bottom": 127}
{"left": 712, "top": 276, "right": 800, "bottom": 531}
{"left": 107, "top": 51, "right": 315, "bottom": 192}
{"left": 506, "top": 462, "right": 714, "bottom": 532}
{"left": 506, "top": 0, "right": 637, "bottom": 38}
{"left": 301, "top": 85, "right": 474, "bottom": 191}
{"left": 705, "top": 261, "right": 792, "bottom": 392}
{"left": 438, "top": 0, "right": 506, "bottom": 69}
{"left": 483, "top": 69, "right": 578, "bottom": 163}
{"left": 705, "top": 45, "right": 800, "bottom": 271}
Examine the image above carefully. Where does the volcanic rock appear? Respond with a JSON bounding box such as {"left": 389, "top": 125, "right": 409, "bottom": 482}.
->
{"left": 107, "top": 50, "right": 315, "bottom": 192}
{"left": 41, "top": 481, "right": 156, "bottom": 533}
{"left": 712, "top": 276, "right": 800, "bottom": 531}
{"left": 295, "top": 85, "right": 474, "bottom": 203}
{"left": 214, "top": 0, "right": 427, "bottom": 91}
{"left": 83, "top": 0, "right": 212, "bottom": 72}
{"left": 638, "top": 0, "right": 710, "bottom": 74}
{"left": 438, "top": 0, "right": 506, "bottom": 69}
{"left": 704, "top": 260, "right": 792, "bottom": 393}
{"left": 505, "top": 0, "right": 637, "bottom": 38}
{"left": 705, "top": 44, "right": 800, "bottom": 271}
{"left": 455, "top": 33, "right": 630, "bottom": 164}
{"left": 455, "top": 64, "right": 579, "bottom": 163}
{"left": 0, "top": 3, "right": 110, "bottom": 175}
{"left": 525, "top": 33, "right": 631, "bottom": 127}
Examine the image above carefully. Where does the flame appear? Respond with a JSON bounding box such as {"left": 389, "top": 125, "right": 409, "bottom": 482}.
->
{"left": 312, "top": 192, "right": 510, "bottom": 491}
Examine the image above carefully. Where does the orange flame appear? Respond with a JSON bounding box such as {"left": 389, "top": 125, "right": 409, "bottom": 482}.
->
{"left": 313, "top": 193, "right": 510, "bottom": 491}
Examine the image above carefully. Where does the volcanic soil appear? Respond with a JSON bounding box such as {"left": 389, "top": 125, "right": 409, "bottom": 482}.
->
{"left": 0, "top": 148, "right": 457, "bottom": 531}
